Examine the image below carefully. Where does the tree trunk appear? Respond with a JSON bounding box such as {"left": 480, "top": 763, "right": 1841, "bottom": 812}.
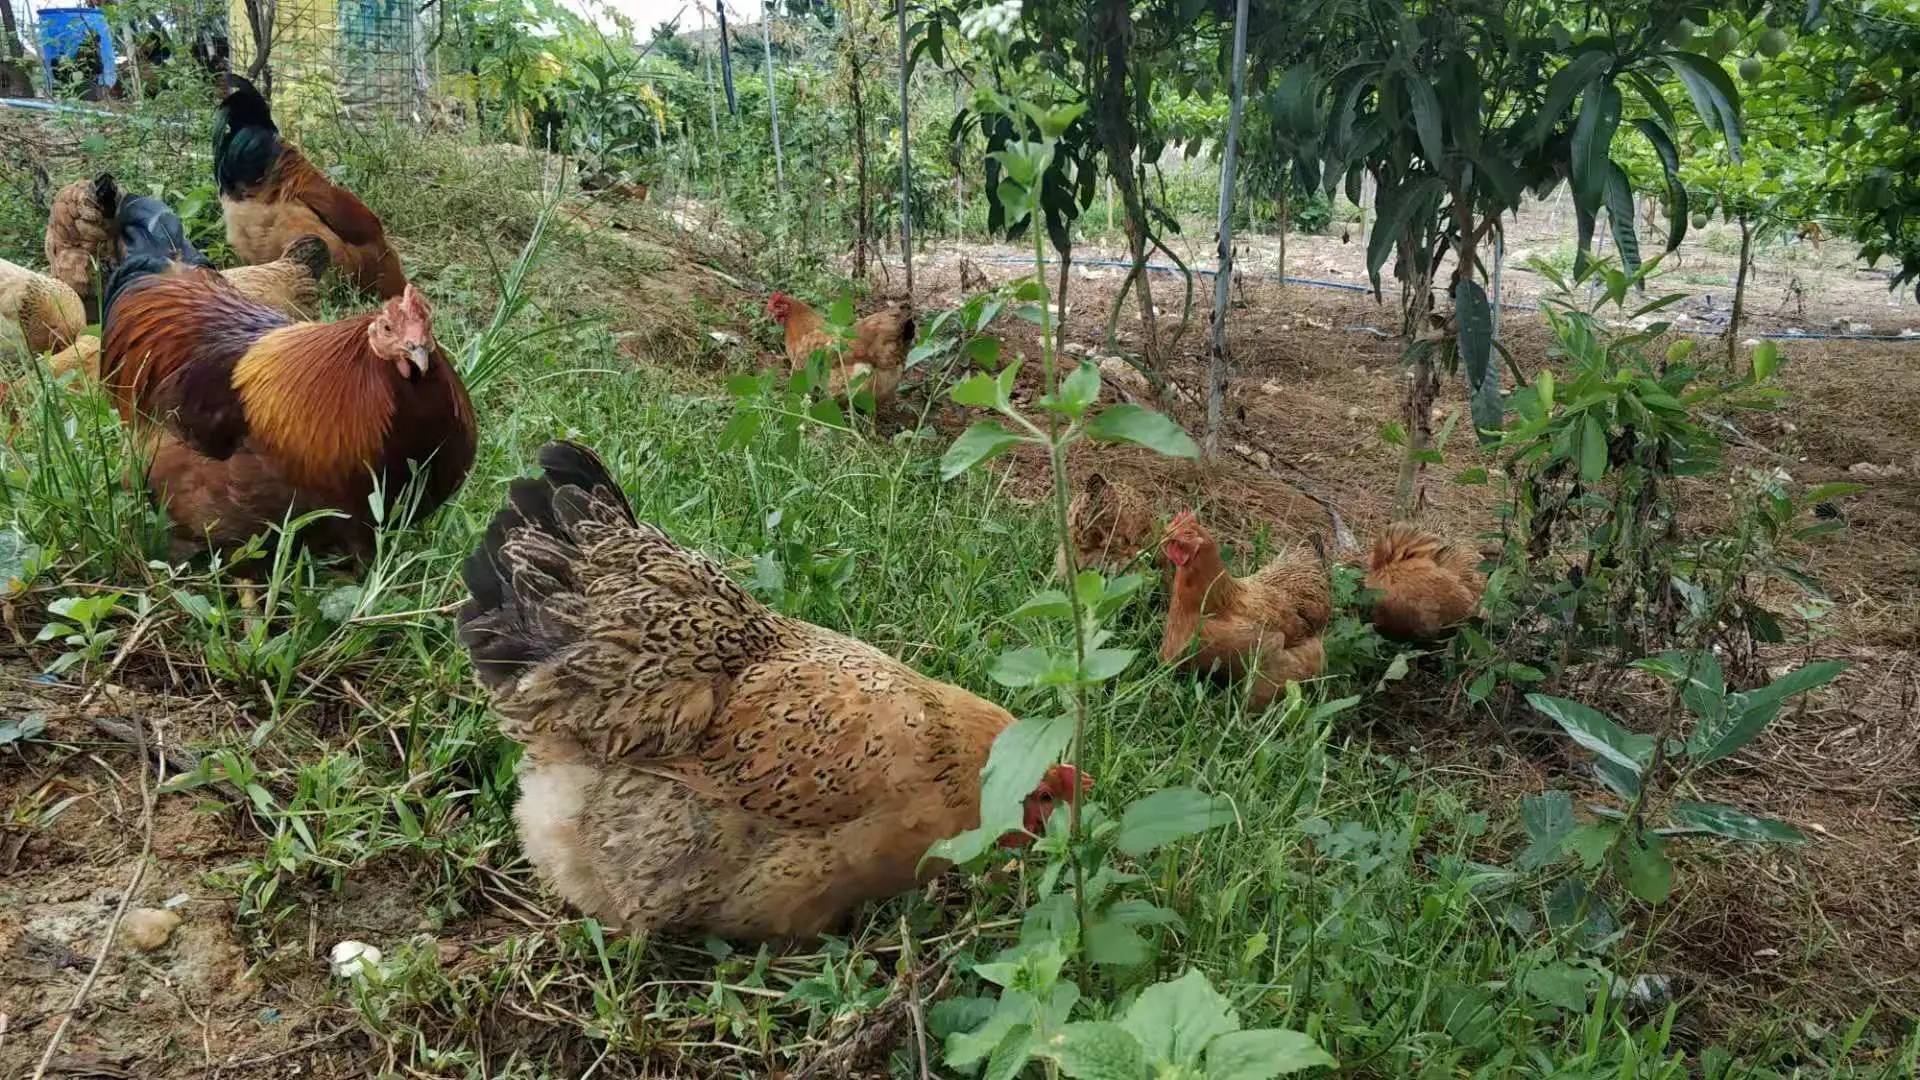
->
{"left": 716, "top": 0, "right": 738, "bottom": 113}
{"left": 1093, "top": 0, "right": 1160, "bottom": 370}
{"left": 1727, "top": 213, "right": 1752, "bottom": 368}
{"left": 1276, "top": 181, "right": 1289, "bottom": 291}
{"left": 895, "top": 0, "right": 913, "bottom": 296}
{"left": 761, "top": 2, "right": 784, "bottom": 194}
{"left": 846, "top": 0, "right": 871, "bottom": 280}
{"left": 2, "top": 0, "right": 22, "bottom": 60}
{"left": 1055, "top": 239, "right": 1072, "bottom": 356}
{"left": 1205, "top": 0, "right": 1250, "bottom": 456}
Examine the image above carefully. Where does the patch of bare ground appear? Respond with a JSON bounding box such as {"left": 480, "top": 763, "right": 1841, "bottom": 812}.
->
{"left": 902, "top": 240, "right": 1920, "bottom": 1037}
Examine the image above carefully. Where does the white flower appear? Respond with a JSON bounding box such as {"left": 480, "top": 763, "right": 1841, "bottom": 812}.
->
{"left": 960, "top": 0, "right": 1022, "bottom": 41}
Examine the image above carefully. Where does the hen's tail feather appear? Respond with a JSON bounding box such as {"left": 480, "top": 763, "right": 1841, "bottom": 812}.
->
{"left": 1368, "top": 522, "right": 1447, "bottom": 572}
{"left": 458, "top": 441, "right": 636, "bottom": 689}
{"left": 90, "top": 173, "right": 119, "bottom": 215}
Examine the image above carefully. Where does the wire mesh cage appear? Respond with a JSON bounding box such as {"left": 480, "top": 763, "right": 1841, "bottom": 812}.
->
{"left": 229, "top": 0, "right": 421, "bottom": 121}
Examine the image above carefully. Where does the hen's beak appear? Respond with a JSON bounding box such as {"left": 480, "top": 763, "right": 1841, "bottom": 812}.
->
{"left": 401, "top": 344, "right": 430, "bottom": 381}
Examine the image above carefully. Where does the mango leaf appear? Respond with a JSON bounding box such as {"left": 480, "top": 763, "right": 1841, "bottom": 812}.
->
{"left": 1121, "top": 970, "right": 1238, "bottom": 1070}
{"left": 924, "top": 713, "right": 1073, "bottom": 866}
{"left": 1403, "top": 68, "right": 1445, "bottom": 166}
{"left": 1579, "top": 414, "right": 1607, "bottom": 484}
{"left": 1086, "top": 405, "right": 1199, "bottom": 458}
{"left": 1661, "top": 52, "right": 1744, "bottom": 161}
{"left": 1115, "top": 788, "right": 1235, "bottom": 857}
{"left": 1629, "top": 117, "right": 1688, "bottom": 252}
{"left": 1042, "top": 1023, "right": 1147, "bottom": 1080}
{"left": 1366, "top": 176, "right": 1444, "bottom": 297}
{"left": 1456, "top": 279, "right": 1501, "bottom": 438}
{"left": 1668, "top": 801, "right": 1807, "bottom": 844}
{"left": 942, "top": 422, "right": 1023, "bottom": 480}
{"left": 1527, "top": 694, "right": 1651, "bottom": 773}
{"left": 1693, "top": 700, "right": 1779, "bottom": 765}
{"left": 1570, "top": 79, "right": 1621, "bottom": 214}
{"left": 1533, "top": 50, "right": 1614, "bottom": 146}
{"left": 1205, "top": 1028, "right": 1336, "bottom": 1078}
{"left": 1603, "top": 161, "right": 1641, "bottom": 278}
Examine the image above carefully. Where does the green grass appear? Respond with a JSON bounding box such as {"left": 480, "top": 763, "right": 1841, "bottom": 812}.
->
{"left": 1, "top": 107, "right": 1914, "bottom": 1078}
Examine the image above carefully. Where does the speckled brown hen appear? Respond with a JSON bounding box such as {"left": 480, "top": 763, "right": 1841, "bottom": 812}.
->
{"left": 1160, "top": 510, "right": 1330, "bottom": 709}
{"left": 458, "top": 442, "right": 1077, "bottom": 941}
{"left": 1364, "top": 524, "right": 1485, "bottom": 641}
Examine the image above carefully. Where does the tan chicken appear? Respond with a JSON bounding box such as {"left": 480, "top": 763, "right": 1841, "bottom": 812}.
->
{"left": 220, "top": 235, "right": 332, "bottom": 320}
{"left": 1059, "top": 472, "right": 1155, "bottom": 578}
{"left": 457, "top": 441, "right": 1082, "bottom": 940}
{"left": 1364, "top": 524, "right": 1485, "bottom": 641}
{"left": 44, "top": 174, "right": 119, "bottom": 312}
{"left": 0, "top": 258, "right": 87, "bottom": 355}
{"left": 1160, "top": 510, "right": 1330, "bottom": 709}
{"left": 765, "top": 292, "right": 914, "bottom": 412}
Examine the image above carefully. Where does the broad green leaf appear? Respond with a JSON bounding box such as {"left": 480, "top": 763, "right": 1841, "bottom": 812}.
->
{"left": 1522, "top": 962, "right": 1597, "bottom": 1012}
{"left": 1629, "top": 117, "right": 1688, "bottom": 253}
{"left": 1051, "top": 361, "right": 1103, "bottom": 419}
{"left": 1566, "top": 821, "right": 1617, "bottom": 869}
{"left": 1205, "top": 1028, "right": 1336, "bottom": 1078}
{"left": 1533, "top": 50, "right": 1613, "bottom": 146}
{"left": 1517, "top": 791, "right": 1575, "bottom": 870}
{"left": 1661, "top": 52, "right": 1744, "bottom": 160}
{"left": 1735, "top": 659, "right": 1847, "bottom": 714}
{"left": 1009, "top": 589, "right": 1073, "bottom": 620}
{"left": 828, "top": 294, "right": 856, "bottom": 327}
{"left": 1668, "top": 801, "right": 1807, "bottom": 844}
{"left": 1115, "top": 788, "right": 1235, "bottom": 857}
{"left": 1693, "top": 700, "right": 1779, "bottom": 765}
{"left": 924, "top": 713, "right": 1073, "bottom": 866}
{"left": 1571, "top": 79, "right": 1621, "bottom": 213}
{"left": 1578, "top": 414, "right": 1607, "bottom": 484}
{"left": 966, "top": 335, "right": 1003, "bottom": 368}
{"left": 1614, "top": 830, "right": 1673, "bottom": 905}
{"left": 1043, "top": 1023, "right": 1147, "bottom": 1080}
{"left": 1121, "top": 969, "right": 1239, "bottom": 1069}
{"left": 1086, "top": 405, "right": 1199, "bottom": 458}
{"left": 991, "top": 646, "right": 1074, "bottom": 688}
{"left": 1526, "top": 694, "right": 1651, "bottom": 773}
{"left": 1456, "top": 279, "right": 1500, "bottom": 438}
{"left": 1366, "top": 176, "right": 1444, "bottom": 297}
{"left": 1082, "top": 647, "right": 1137, "bottom": 683}
{"left": 1084, "top": 917, "right": 1153, "bottom": 968}
{"left": 1403, "top": 69, "right": 1445, "bottom": 166}
{"left": 984, "top": 1024, "right": 1038, "bottom": 1080}
{"left": 1603, "top": 161, "right": 1641, "bottom": 278}
{"left": 941, "top": 422, "right": 1023, "bottom": 480}
{"left": 952, "top": 371, "right": 1003, "bottom": 408}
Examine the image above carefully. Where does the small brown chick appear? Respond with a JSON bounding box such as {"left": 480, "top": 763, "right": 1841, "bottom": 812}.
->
{"left": 1364, "top": 523, "right": 1485, "bottom": 641}
{"left": 45, "top": 174, "right": 120, "bottom": 313}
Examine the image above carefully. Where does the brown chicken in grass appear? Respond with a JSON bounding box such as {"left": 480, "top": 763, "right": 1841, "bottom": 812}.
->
{"left": 1160, "top": 510, "right": 1330, "bottom": 709}
{"left": 44, "top": 173, "right": 119, "bottom": 313}
{"left": 102, "top": 222, "right": 474, "bottom": 562}
{"left": 0, "top": 257, "right": 86, "bottom": 354}
{"left": 215, "top": 77, "right": 406, "bottom": 298}
{"left": 457, "top": 441, "right": 1088, "bottom": 940}
{"left": 1364, "top": 523, "right": 1485, "bottom": 641}
{"left": 1060, "top": 472, "right": 1155, "bottom": 578}
{"left": 765, "top": 292, "right": 914, "bottom": 411}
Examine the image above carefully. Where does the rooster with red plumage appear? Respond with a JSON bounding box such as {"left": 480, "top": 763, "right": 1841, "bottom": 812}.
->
{"left": 101, "top": 199, "right": 475, "bottom": 564}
